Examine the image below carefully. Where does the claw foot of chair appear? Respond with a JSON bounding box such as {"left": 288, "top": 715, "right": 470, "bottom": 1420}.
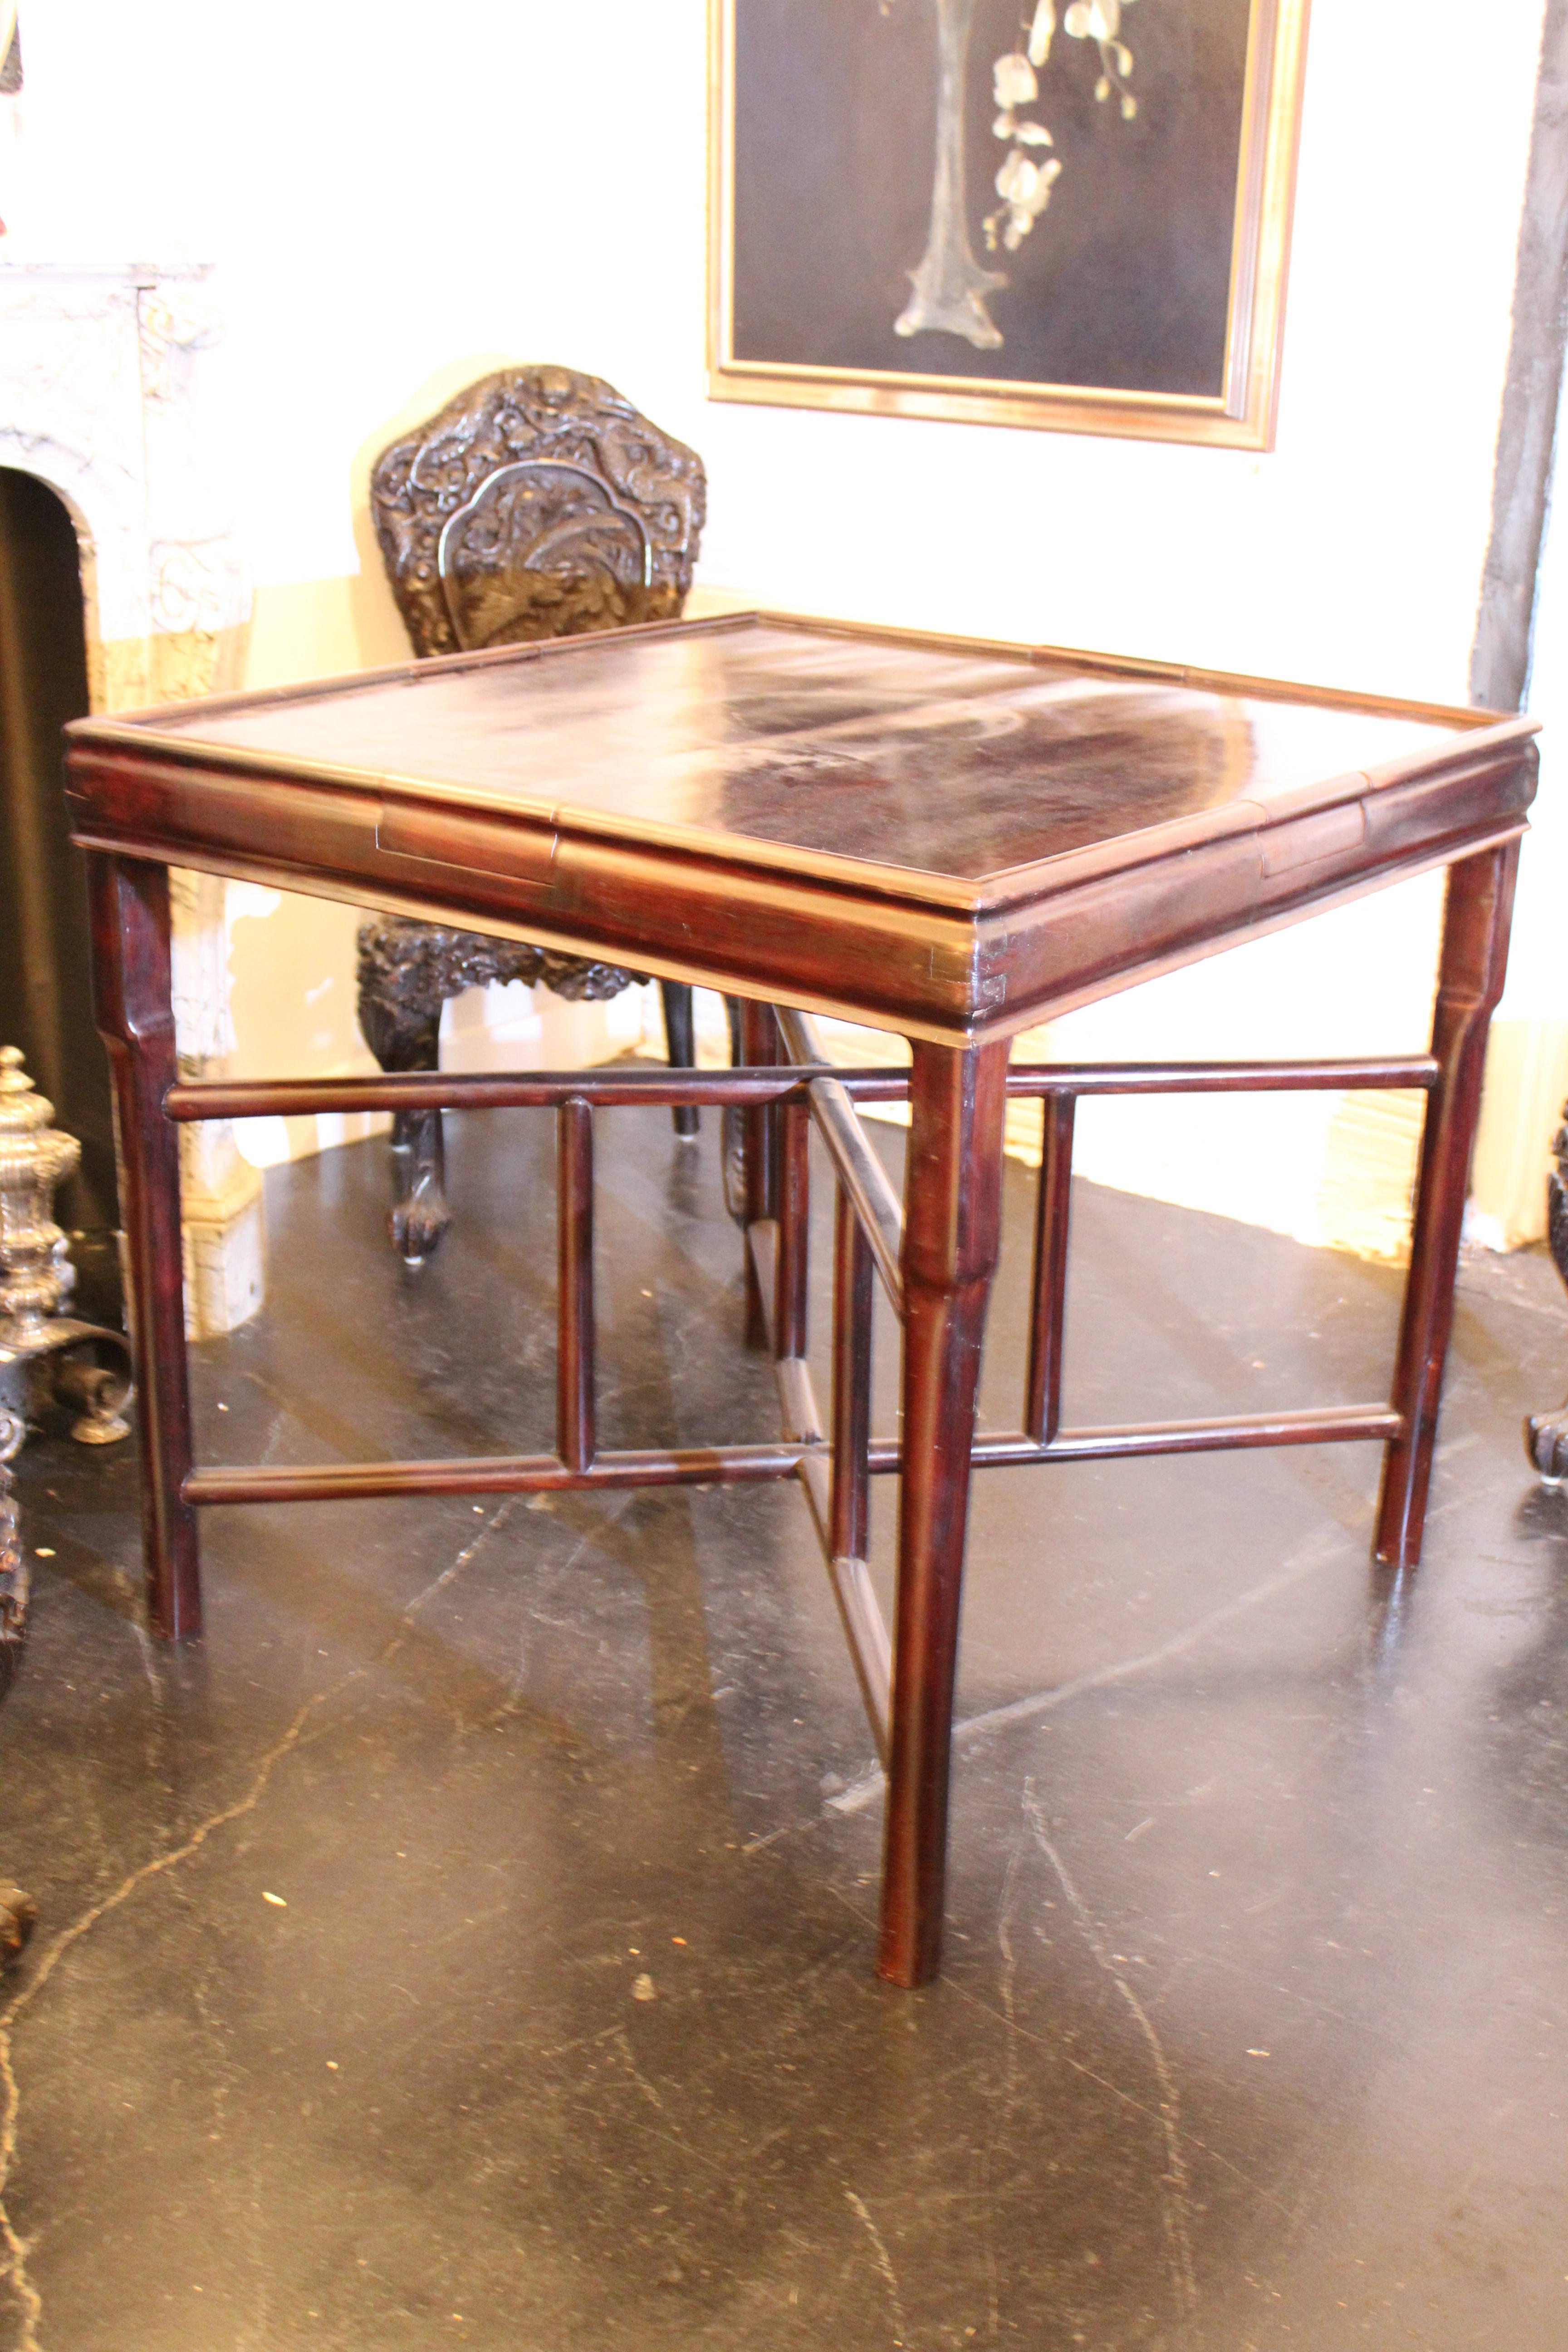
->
{"left": 389, "top": 1196, "right": 451, "bottom": 1264}
{"left": 388, "top": 1125, "right": 451, "bottom": 1264}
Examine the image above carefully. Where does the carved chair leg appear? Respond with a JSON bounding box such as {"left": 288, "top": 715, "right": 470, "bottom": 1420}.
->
{"left": 357, "top": 981, "right": 449, "bottom": 1265}
{"left": 1524, "top": 1100, "right": 1568, "bottom": 1483}
{"left": 660, "top": 981, "right": 699, "bottom": 1139}
{"left": 391, "top": 1098, "right": 448, "bottom": 1268}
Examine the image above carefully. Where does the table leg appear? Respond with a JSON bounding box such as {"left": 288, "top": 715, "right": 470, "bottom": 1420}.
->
{"left": 879, "top": 1037, "right": 1008, "bottom": 1987}
{"left": 739, "top": 1000, "right": 780, "bottom": 1348}
{"left": 1375, "top": 839, "right": 1519, "bottom": 1568}
{"left": 87, "top": 854, "right": 201, "bottom": 1639}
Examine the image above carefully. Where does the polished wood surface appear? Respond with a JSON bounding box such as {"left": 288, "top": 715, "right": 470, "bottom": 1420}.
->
{"left": 87, "top": 618, "right": 1495, "bottom": 872}
{"left": 64, "top": 615, "right": 1538, "bottom": 1048}
{"left": 72, "top": 613, "right": 1537, "bottom": 1990}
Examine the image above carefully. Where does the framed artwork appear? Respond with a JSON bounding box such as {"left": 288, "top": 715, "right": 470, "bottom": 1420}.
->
{"left": 708, "top": 0, "right": 1310, "bottom": 448}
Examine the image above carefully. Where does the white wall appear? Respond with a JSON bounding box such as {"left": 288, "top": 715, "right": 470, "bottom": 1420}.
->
{"left": 7, "top": 0, "right": 1538, "bottom": 698}
{"left": 8, "top": 0, "right": 1563, "bottom": 1238}
{"left": 1468, "top": 359, "right": 1568, "bottom": 1251}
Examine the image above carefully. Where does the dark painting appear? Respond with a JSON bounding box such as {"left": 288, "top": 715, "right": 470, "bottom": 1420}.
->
{"left": 728, "top": 0, "right": 1254, "bottom": 398}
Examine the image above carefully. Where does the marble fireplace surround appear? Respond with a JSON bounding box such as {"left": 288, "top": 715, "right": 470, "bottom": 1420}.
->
{"left": 0, "top": 260, "right": 262, "bottom": 1334}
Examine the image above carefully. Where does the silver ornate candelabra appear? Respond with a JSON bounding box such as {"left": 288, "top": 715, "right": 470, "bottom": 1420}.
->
{"left": 0, "top": 1046, "right": 110, "bottom": 1975}
{"left": 0, "top": 1045, "right": 133, "bottom": 1446}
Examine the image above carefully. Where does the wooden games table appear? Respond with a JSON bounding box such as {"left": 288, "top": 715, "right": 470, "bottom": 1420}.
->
{"left": 64, "top": 613, "right": 1538, "bottom": 1987}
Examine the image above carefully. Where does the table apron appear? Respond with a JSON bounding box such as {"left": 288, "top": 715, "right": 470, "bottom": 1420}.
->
{"left": 67, "top": 812, "right": 1530, "bottom": 1053}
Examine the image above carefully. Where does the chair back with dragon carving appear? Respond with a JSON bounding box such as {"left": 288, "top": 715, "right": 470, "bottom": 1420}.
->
{"left": 370, "top": 365, "right": 706, "bottom": 657}
{"left": 359, "top": 369, "right": 708, "bottom": 1264}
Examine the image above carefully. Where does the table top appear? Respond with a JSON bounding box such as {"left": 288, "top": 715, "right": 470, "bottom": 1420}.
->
{"left": 93, "top": 614, "right": 1500, "bottom": 887}
{"left": 66, "top": 614, "right": 1538, "bottom": 1041}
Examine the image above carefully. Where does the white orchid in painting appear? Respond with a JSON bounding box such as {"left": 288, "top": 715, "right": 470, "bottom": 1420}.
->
{"left": 986, "top": 0, "right": 1137, "bottom": 253}
{"left": 987, "top": 147, "right": 1063, "bottom": 253}
{"left": 886, "top": 0, "right": 1144, "bottom": 346}
{"left": 1064, "top": 0, "right": 1138, "bottom": 118}
{"left": 991, "top": 50, "right": 1055, "bottom": 144}
{"left": 992, "top": 49, "right": 1038, "bottom": 109}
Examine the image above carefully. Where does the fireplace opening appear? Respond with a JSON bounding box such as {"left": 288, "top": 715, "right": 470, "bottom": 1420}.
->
{"left": 0, "top": 465, "right": 120, "bottom": 1249}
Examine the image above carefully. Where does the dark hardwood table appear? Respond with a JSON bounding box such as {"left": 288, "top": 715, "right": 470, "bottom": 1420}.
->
{"left": 65, "top": 612, "right": 1539, "bottom": 1986}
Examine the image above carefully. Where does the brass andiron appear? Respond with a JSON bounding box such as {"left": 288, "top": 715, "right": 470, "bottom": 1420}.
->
{"left": 0, "top": 1046, "right": 133, "bottom": 1446}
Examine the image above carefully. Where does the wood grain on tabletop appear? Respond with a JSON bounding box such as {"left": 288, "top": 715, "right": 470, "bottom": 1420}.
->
{"left": 140, "top": 621, "right": 1470, "bottom": 884}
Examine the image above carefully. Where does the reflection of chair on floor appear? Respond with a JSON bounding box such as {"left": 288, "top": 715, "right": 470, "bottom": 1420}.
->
{"left": 360, "top": 365, "right": 709, "bottom": 1261}
{"left": 1526, "top": 1102, "right": 1568, "bottom": 1480}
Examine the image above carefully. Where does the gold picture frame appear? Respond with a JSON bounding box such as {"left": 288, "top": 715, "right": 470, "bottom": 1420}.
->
{"left": 708, "top": 0, "right": 1311, "bottom": 450}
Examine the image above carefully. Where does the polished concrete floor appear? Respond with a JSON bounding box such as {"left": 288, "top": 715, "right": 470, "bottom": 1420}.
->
{"left": 3, "top": 1104, "right": 1568, "bottom": 2351}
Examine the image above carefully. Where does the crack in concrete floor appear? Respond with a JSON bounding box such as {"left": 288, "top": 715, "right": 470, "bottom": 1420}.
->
{"left": 0, "top": 1497, "right": 519, "bottom": 2352}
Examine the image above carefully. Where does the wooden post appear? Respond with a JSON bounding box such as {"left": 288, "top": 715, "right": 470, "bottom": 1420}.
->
{"left": 1375, "top": 841, "right": 1520, "bottom": 1567}
{"left": 879, "top": 1036, "right": 1008, "bottom": 1987}
{"left": 775, "top": 1097, "right": 811, "bottom": 1361}
{"left": 739, "top": 1000, "right": 781, "bottom": 1348}
{"left": 557, "top": 1097, "right": 596, "bottom": 1473}
{"left": 1024, "top": 1093, "right": 1075, "bottom": 1444}
{"left": 86, "top": 853, "right": 201, "bottom": 1639}
{"left": 831, "top": 1188, "right": 874, "bottom": 1566}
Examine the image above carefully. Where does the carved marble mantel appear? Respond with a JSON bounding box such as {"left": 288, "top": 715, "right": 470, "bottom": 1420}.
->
{"left": 0, "top": 261, "right": 262, "bottom": 1335}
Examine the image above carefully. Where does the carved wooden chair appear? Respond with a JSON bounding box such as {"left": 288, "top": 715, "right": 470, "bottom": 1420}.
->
{"left": 361, "top": 365, "right": 708, "bottom": 1260}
